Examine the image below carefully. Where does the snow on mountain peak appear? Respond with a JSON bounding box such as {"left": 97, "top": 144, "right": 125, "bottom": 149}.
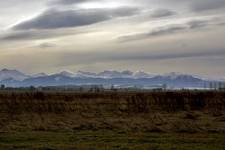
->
{"left": 134, "top": 71, "right": 152, "bottom": 78}
{"left": 164, "top": 72, "right": 186, "bottom": 79}
{"left": 1, "top": 69, "right": 223, "bottom": 89}
{"left": 98, "top": 70, "right": 134, "bottom": 78}
{"left": 76, "top": 71, "right": 97, "bottom": 78}
{"left": 59, "top": 70, "right": 75, "bottom": 77}
{"left": 0, "top": 69, "right": 29, "bottom": 81}
{"left": 32, "top": 73, "right": 48, "bottom": 78}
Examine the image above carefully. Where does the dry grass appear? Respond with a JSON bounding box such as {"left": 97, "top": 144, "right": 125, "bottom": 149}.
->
{"left": 0, "top": 91, "right": 225, "bottom": 149}
{"left": 0, "top": 91, "right": 224, "bottom": 133}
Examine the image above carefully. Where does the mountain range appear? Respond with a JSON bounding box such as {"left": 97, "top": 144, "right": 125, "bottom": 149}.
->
{"left": 0, "top": 69, "right": 223, "bottom": 89}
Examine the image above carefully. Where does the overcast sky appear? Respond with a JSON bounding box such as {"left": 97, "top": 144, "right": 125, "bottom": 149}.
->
{"left": 0, "top": 0, "right": 225, "bottom": 78}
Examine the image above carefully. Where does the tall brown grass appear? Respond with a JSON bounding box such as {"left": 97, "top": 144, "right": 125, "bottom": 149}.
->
{"left": 0, "top": 91, "right": 224, "bottom": 115}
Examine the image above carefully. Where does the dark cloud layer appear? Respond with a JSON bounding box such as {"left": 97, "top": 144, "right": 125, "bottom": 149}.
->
{"left": 0, "top": 27, "right": 93, "bottom": 41}
{"left": 143, "top": 0, "right": 225, "bottom": 12}
{"left": 45, "top": 0, "right": 225, "bottom": 13}
{"left": 118, "top": 18, "right": 222, "bottom": 42}
{"left": 190, "top": 0, "right": 225, "bottom": 12}
{"left": 38, "top": 42, "right": 56, "bottom": 49}
{"left": 0, "top": 30, "right": 62, "bottom": 41}
{"left": 120, "top": 50, "right": 225, "bottom": 61}
{"left": 188, "top": 20, "right": 210, "bottom": 29}
{"left": 118, "top": 25, "right": 186, "bottom": 42}
{"left": 50, "top": 0, "right": 105, "bottom": 6}
{"left": 150, "top": 9, "right": 176, "bottom": 18}
{"left": 13, "top": 7, "right": 139, "bottom": 30}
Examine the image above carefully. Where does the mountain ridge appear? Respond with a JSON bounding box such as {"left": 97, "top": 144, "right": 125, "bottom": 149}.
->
{"left": 0, "top": 69, "right": 224, "bottom": 89}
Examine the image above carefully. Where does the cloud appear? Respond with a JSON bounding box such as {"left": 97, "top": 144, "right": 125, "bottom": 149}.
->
{"left": 120, "top": 50, "right": 225, "bottom": 61}
{"left": 118, "top": 25, "right": 187, "bottom": 42}
{"left": 12, "top": 7, "right": 140, "bottom": 30}
{"left": 0, "top": 30, "right": 54, "bottom": 41}
{"left": 55, "top": 48, "right": 225, "bottom": 68}
{"left": 38, "top": 42, "right": 56, "bottom": 48}
{"left": 0, "top": 31, "right": 32, "bottom": 41}
{"left": 188, "top": 20, "right": 210, "bottom": 29}
{"left": 117, "top": 18, "right": 222, "bottom": 42}
{"left": 190, "top": 0, "right": 225, "bottom": 12}
{"left": 49, "top": 0, "right": 103, "bottom": 6}
{"left": 150, "top": 9, "right": 176, "bottom": 18}
{"left": 136, "top": 0, "right": 225, "bottom": 13}
{"left": 0, "top": 27, "right": 91, "bottom": 41}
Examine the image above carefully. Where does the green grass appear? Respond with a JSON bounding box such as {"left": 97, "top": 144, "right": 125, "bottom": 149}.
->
{"left": 0, "top": 131, "right": 225, "bottom": 150}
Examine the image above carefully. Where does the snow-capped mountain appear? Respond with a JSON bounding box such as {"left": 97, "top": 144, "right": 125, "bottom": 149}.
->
{"left": 76, "top": 71, "right": 98, "bottom": 78}
{"left": 0, "top": 69, "right": 29, "bottom": 81}
{"left": 163, "top": 72, "right": 189, "bottom": 80}
{"left": 98, "top": 70, "right": 133, "bottom": 78}
{"left": 0, "top": 69, "right": 224, "bottom": 89}
{"left": 73, "top": 70, "right": 153, "bottom": 79}
{"left": 32, "top": 73, "right": 48, "bottom": 78}
{"left": 57, "top": 71, "right": 75, "bottom": 77}
{"left": 133, "top": 71, "right": 153, "bottom": 78}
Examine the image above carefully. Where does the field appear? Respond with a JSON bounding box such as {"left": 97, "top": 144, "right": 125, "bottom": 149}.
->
{"left": 0, "top": 91, "right": 225, "bottom": 150}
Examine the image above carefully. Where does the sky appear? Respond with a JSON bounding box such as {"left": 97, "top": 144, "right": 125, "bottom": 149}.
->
{"left": 0, "top": 0, "right": 225, "bottom": 78}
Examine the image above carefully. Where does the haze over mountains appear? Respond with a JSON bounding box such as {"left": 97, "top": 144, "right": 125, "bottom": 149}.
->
{"left": 0, "top": 69, "right": 223, "bottom": 89}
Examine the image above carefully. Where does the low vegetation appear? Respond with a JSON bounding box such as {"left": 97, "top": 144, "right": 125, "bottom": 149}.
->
{"left": 0, "top": 91, "right": 225, "bottom": 149}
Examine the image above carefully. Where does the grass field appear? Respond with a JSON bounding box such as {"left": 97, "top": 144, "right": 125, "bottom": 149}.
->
{"left": 0, "top": 91, "right": 225, "bottom": 149}
{"left": 1, "top": 131, "right": 225, "bottom": 150}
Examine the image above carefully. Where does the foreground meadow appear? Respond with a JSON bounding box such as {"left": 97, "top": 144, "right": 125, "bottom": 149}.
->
{"left": 0, "top": 91, "right": 225, "bottom": 149}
